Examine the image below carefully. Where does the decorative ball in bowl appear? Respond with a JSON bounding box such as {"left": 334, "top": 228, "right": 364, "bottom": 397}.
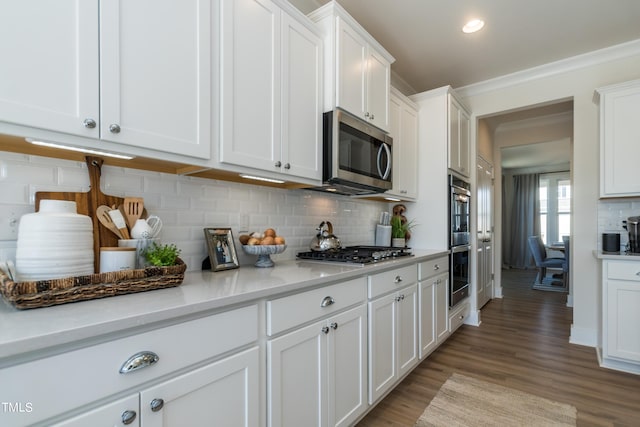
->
{"left": 241, "top": 244, "right": 287, "bottom": 268}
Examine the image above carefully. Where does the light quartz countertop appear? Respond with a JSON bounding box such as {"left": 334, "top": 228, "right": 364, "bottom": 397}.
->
{"left": 593, "top": 250, "right": 640, "bottom": 260}
{"left": 0, "top": 249, "right": 447, "bottom": 363}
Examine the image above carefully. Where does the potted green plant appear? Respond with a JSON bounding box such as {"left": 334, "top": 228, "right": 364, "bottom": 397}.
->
{"left": 142, "top": 242, "right": 182, "bottom": 267}
{"left": 390, "top": 216, "right": 415, "bottom": 247}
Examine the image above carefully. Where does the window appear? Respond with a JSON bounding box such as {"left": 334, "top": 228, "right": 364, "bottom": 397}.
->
{"left": 539, "top": 173, "right": 571, "bottom": 244}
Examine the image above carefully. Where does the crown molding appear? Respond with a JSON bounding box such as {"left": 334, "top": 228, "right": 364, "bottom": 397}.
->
{"left": 456, "top": 38, "right": 640, "bottom": 98}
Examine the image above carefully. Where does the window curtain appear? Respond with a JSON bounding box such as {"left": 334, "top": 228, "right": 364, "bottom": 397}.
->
{"left": 505, "top": 173, "right": 540, "bottom": 268}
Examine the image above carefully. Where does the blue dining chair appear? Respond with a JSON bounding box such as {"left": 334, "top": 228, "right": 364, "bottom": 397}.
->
{"left": 527, "top": 236, "right": 565, "bottom": 286}
{"left": 562, "top": 236, "right": 570, "bottom": 287}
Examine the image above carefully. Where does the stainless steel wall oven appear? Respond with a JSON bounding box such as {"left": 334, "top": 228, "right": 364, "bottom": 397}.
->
{"left": 449, "top": 175, "right": 471, "bottom": 307}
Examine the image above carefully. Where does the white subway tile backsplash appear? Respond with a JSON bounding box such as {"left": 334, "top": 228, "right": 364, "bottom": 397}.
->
{"left": 0, "top": 152, "right": 388, "bottom": 270}
{"left": 598, "top": 198, "right": 640, "bottom": 251}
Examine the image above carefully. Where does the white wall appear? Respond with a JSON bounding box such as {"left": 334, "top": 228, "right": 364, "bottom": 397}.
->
{"left": 458, "top": 42, "right": 640, "bottom": 347}
{"left": 0, "top": 152, "right": 387, "bottom": 272}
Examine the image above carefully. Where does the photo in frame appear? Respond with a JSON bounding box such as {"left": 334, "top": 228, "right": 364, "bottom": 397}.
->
{"left": 203, "top": 227, "right": 239, "bottom": 271}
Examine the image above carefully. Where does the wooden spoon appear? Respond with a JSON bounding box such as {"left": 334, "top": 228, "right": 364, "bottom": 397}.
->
{"left": 96, "top": 205, "right": 124, "bottom": 239}
{"left": 123, "top": 197, "right": 144, "bottom": 230}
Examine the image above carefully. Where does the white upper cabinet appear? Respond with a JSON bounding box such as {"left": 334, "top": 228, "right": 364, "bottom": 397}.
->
{"left": 0, "top": 0, "right": 212, "bottom": 160}
{"left": 0, "top": 1, "right": 99, "bottom": 138}
{"left": 220, "top": 0, "right": 322, "bottom": 181}
{"left": 99, "top": 0, "right": 212, "bottom": 159}
{"left": 309, "top": 1, "right": 394, "bottom": 132}
{"left": 596, "top": 79, "right": 640, "bottom": 197}
{"left": 387, "top": 87, "right": 419, "bottom": 200}
{"left": 448, "top": 94, "right": 471, "bottom": 178}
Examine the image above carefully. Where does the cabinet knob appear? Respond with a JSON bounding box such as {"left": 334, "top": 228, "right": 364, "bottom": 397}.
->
{"left": 83, "top": 118, "right": 96, "bottom": 129}
{"left": 370, "top": 114, "right": 375, "bottom": 120}
{"left": 322, "top": 326, "right": 330, "bottom": 334}
{"left": 150, "top": 398, "right": 164, "bottom": 412}
{"left": 284, "top": 163, "right": 290, "bottom": 170}
{"left": 365, "top": 112, "right": 370, "bottom": 118}
{"left": 119, "top": 351, "right": 159, "bottom": 374}
{"left": 434, "top": 264, "right": 440, "bottom": 270}
{"left": 275, "top": 161, "right": 282, "bottom": 168}
{"left": 109, "top": 123, "right": 121, "bottom": 133}
{"left": 121, "top": 410, "right": 137, "bottom": 425}
{"left": 320, "top": 296, "right": 335, "bottom": 307}
{"left": 394, "top": 275, "right": 403, "bottom": 284}
{"left": 330, "top": 322, "right": 338, "bottom": 330}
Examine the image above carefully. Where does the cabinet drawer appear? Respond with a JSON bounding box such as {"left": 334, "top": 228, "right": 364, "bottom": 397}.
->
{"left": 0, "top": 304, "right": 258, "bottom": 426}
{"left": 449, "top": 302, "right": 470, "bottom": 333}
{"left": 419, "top": 256, "right": 449, "bottom": 280}
{"left": 607, "top": 260, "right": 640, "bottom": 281}
{"left": 368, "top": 265, "right": 418, "bottom": 299}
{"left": 267, "top": 277, "right": 366, "bottom": 336}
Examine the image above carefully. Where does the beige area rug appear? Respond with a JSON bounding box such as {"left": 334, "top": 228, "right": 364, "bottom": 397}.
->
{"left": 414, "top": 373, "right": 577, "bottom": 427}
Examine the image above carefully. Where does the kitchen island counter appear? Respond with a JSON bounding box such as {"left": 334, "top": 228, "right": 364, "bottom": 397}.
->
{"left": 0, "top": 249, "right": 447, "bottom": 362}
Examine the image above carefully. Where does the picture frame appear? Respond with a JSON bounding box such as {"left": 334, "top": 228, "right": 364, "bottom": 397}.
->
{"left": 203, "top": 227, "right": 239, "bottom": 271}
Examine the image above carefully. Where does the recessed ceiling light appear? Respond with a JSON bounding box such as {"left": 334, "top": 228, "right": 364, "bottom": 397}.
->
{"left": 462, "top": 19, "right": 485, "bottom": 34}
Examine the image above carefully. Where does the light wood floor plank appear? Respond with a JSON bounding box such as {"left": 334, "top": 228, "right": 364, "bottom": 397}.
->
{"left": 356, "top": 268, "right": 640, "bottom": 426}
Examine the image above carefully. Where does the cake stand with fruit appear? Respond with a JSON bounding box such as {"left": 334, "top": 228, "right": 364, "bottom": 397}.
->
{"left": 239, "top": 229, "right": 287, "bottom": 268}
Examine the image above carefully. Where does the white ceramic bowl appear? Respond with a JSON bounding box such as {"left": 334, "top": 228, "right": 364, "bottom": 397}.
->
{"left": 241, "top": 244, "right": 287, "bottom": 267}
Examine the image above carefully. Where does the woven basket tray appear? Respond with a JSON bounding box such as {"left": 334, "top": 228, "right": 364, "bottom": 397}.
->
{"left": 0, "top": 259, "right": 186, "bottom": 310}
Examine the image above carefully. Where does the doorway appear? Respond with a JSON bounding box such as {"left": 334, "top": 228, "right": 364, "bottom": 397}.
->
{"left": 478, "top": 99, "right": 573, "bottom": 301}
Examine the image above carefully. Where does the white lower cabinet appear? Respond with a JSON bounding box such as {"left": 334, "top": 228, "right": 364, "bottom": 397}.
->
{"left": 56, "top": 347, "right": 259, "bottom": 427}
{"left": 418, "top": 256, "right": 449, "bottom": 358}
{"left": 367, "top": 265, "right": 419, "bottom": 404}
{"left": 1, "top": 305, "right": 259, "bottom": 427}
{"left": 266, "top": 278, "right": 367, "bottom": 427}
{"left": 601, "top": 259, "right": 640, "bottom": 374}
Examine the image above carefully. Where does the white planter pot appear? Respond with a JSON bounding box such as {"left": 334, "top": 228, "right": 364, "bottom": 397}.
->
{"left": 392, "top": 238, "right": 406, "bottom": 248}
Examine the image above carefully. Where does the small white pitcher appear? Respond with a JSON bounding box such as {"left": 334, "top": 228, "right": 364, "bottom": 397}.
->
{"left": 130, "top": 216, "right": 163, "bottom": 239}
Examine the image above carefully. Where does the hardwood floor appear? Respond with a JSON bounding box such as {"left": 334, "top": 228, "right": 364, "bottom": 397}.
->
{"left": 356, "top": 268, "right": 640, "bottom": 427}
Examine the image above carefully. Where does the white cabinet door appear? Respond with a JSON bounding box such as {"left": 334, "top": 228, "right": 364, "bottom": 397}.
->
{"left": 141, "top": 347, "right": 259, "bottom": 427}
{"left": 268, "top": 320, "right": 326, "bottom": 427}
{"left": 281, "top": 13, "right": 323, "bottom": 180}
{"left": 419, "top": 275, "right": 444, "bottom": 358}
{"left": 435, "top": 274, "right": 449, "bottom": 342}
{"left": 54, "top": 395, "right": 139, "bottom": 427}
{"left": 605, "top": 280, "right": 640, "bottom": 362}
{"left": 448, "top": 95, "right": 471, "bottom": 177}
{"left": 368, "top": 283, "right": 418, "bottom": 404}
{"left": 396, "top": 284, "right": 419, "bottom": 378}
{"left": 366, "top": 49, "right": 391, "bottom": 131}
{"left": 100, "top": 0, "right": 211, "bottom": 159}
{"left": 328, "top": 305, "right": 367, "bottom": 427}
{"left": 336, "top": 18, "right": 367, "bottom": 120}
{"left": 388, "top": 90, "right": 418, "bottom": 200}
{"left": 598, "top": 80, "right": 640, "bottom": 197}
{"left": 0, "top": 0, "right": 99, "bottom": 137}
{"left": 220, "top": 0, "right": 281, "bottom": 170}
{"left": 368, "top": 292, "right": 396, "bottom": 404}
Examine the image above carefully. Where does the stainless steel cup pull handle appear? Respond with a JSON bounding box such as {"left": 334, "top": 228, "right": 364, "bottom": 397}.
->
{"left": 150, "top": 398, "right": 164, "bottom": 412}
{"left": 321, "top": 296, "right": 335, "bottom": 307}
{"left": 121, "top": 410, "right": 137, "bottom": 425}
{"left": 119, "top": 351, "right": 159, "bottom": 374}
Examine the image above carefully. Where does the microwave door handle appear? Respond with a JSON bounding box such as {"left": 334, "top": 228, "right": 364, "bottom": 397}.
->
{"left": 377, "top": 143, "right": 392, "bottom": 179}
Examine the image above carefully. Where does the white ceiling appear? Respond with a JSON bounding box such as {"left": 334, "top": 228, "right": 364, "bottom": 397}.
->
{"left": 297, "top": 0, "right": 640, "bottom": 94}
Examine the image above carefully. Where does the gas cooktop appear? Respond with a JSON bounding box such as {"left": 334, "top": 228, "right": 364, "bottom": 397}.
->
{"left": 296, "top": 245, "right": 413, "bottom": 266}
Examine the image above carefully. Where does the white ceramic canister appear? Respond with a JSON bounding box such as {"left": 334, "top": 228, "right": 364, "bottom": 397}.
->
{"left": 118, "top": 238, "right": 160, "bottom": 268}
{"left": 15, "top": 200, "right": 94, "bottom": 281}
{"left": 100, "top": 247, "right": 136, "bottom": 273}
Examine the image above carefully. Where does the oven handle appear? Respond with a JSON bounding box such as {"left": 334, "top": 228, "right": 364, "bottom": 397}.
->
{"left": 377, "top": 143, "right": 391, "bottom": 180}
{"left": 450, "top": 245, "right": 471, "bottom": 253}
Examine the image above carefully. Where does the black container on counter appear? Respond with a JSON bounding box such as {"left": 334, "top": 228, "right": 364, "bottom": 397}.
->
{"left": 602, "top": 233, "right": 621, "bottom": 254}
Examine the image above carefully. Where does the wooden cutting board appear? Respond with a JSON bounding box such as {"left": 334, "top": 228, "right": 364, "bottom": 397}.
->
{"left": 35, "top": 157, "right": 125, "bottom": 273}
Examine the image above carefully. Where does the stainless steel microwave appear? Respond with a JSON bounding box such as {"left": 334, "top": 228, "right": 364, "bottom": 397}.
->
{"left": 320, "top": 109, "right": 393, "bottom": 195}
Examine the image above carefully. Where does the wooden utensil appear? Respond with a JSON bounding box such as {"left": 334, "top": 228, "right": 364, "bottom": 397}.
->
{"left": 96, "top": 205, "right": 124, "bottom": 239}
{"left": 108, "top": 209, "right": 130, "bottom": 239}
{"left": 123, "top": 197, "right": 144, "bottom": 230}
{"left": 35, "top": 157, "right": 125, "bottom": 272}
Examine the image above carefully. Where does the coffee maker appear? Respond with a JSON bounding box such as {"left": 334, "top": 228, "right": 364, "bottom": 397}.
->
{"left": 624, "top": 216, "right": 640, "bottom": 253}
